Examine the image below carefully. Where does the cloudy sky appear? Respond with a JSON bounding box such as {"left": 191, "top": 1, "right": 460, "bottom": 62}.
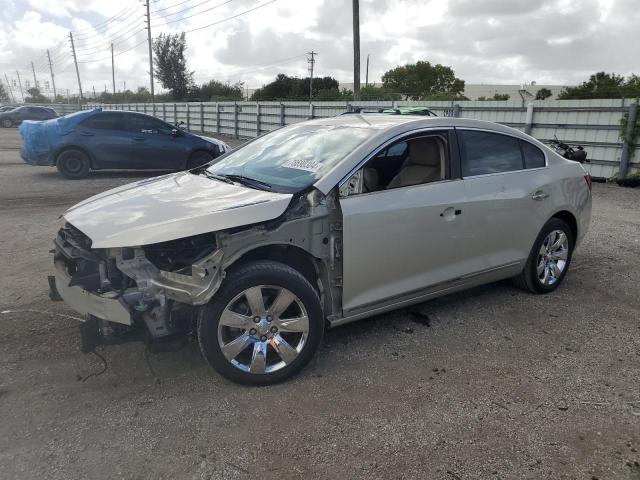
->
{"left": 0, "top": 0, "right": 636, "bottom": 98}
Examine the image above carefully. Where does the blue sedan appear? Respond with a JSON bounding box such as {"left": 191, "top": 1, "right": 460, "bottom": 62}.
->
{"left": 19, "top": 108, "right": 229, "bottom": 179}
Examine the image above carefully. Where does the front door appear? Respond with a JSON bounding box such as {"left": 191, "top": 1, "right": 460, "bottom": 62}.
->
{"left": 339, "top": 130, "right": 470, "bottom": 313}
{"left": 128, "top": 114, "right": 187, "bottom": 169}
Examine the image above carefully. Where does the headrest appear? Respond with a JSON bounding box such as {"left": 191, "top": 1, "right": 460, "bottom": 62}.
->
{"left": 407, "top": 138, "right": 441, "bottom": 167}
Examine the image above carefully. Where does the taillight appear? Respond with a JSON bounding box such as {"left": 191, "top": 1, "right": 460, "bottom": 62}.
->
{"left": 584, "top": 174, "right": 592, "bottom": 191}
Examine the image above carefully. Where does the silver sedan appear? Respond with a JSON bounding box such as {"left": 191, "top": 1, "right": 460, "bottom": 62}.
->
{"left": 53, "top": 115, "right": 592, "bottom": 385}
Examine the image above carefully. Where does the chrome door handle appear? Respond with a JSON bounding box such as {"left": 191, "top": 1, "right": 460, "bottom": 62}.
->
{"left": 531, "top": 191, "right": 549, "bottom": 201}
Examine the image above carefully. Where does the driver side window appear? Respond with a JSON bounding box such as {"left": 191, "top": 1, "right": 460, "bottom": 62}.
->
{"left": 341, "top": 132, "right": 449, "bottom": 196}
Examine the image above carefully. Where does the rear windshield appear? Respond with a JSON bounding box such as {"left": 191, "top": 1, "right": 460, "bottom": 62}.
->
{"left": 205, "top": 123, "right": 375, "bottom": 193}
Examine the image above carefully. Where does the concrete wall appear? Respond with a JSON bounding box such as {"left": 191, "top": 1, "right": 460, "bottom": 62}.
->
{"left": 83, "top": 99, "right": 639, "bottom": 179}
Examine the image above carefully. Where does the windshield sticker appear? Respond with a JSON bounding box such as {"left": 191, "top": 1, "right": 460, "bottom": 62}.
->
{"left": 282, "top": 158, "right": 321, "bottom": 173}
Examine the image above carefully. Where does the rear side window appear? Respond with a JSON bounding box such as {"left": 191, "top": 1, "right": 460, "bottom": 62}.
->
{"left": 458, "top": 130, "right": 523, "bottom": 176}
{"left": 129, "top": 114, "right": 173, "bottom": 135}
{"left": 81, "top": 113, "right": 127, "bottom": 131}
{"left": 520, "top": 141, "right": 546, "bottom": 168}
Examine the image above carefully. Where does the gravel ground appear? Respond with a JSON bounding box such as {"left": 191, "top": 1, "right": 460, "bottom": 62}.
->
{"left": 0, "top": 127, "right": 639, "bottom": 480}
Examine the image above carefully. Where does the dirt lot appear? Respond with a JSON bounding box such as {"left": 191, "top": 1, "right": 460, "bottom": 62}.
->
{"left": 0, "top": 127, "right": 639, "bottom": 480}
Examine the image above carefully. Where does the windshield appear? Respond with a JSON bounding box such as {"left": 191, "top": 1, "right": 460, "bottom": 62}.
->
{"left": 205, "top": 123, "right": 375, "bottom": 193}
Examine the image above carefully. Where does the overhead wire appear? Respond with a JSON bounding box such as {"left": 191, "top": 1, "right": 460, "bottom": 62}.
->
{"left": 72, "top": 4, "right": 141, "bottom": 37}
{"left": 180, "top": 0, "right": 279, "bottom": 33}
{"left": 75, "top": 26, "right": 145, "bottom": 54}
{"left": 151, "top": 0, "right": 201, "bottom": 14}
{"left": 152, "top": 0, "right": 236, "bottom": 20}
{"left": 76, "top": 38, "right": 148, "bottom": 63}
{"left": 151, "top": 0, "right": 237, "bottom": 27}
{"left": 74, "top": 16, "right": 145, "bottom": 50}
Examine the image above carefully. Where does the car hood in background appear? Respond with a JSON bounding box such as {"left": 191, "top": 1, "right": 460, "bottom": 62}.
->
{"left": 199, "top": 135, "right": 231, "bottom": 152}
{"left": 63, "top": 171, "right": 293, "bottom": 248}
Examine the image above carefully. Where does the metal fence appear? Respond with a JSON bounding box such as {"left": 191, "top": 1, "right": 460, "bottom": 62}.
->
{"left": 74, "top": 99, "right": 639, "bottom": 179}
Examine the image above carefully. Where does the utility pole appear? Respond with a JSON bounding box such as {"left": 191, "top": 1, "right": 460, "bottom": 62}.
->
{"left": 30, "top": 62, "right": 38, "bottom": 91}
{"left": 352, "top": 0, "right": 360, "bottom": 100}
{"left": 307, "top": 51, "right": 317, "bottom": 101}
{"left": 92, "top": 85, "right": 96, "bottom": 99}
{"left": 111, "top": 43, "right": 116, "bottom": 95}
{"left": 4, "top": 74, "right": 15, "bottom": 103}
{"left": 144, "top": 0, "right": 155, "bottom": 101}
{"left": 15, "top": 70, "right": 24, "bottom": 102}
{"left": 46, "top": 50, "right": 57, "bottom": 101}
{"left": 69, "top": 32, "right": 83, "bottom": 102}
{"left": 365, "top": 54, "right": 369, "bottom": 87}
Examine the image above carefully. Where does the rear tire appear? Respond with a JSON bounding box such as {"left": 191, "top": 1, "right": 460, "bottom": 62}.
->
{"left": 513, "top": 217, "right": 574, "bottom": 293}
{"left": 198, "top": 260, "right": 324, "bottom": 385}
{"left": 1, "top": 119, "right": 12, "bottom": 128}
{"left": 186, "top": 151, "right": 214, "bottom": 169}
{"left": 56, "top": 149, "right": 90, "bottom": 179}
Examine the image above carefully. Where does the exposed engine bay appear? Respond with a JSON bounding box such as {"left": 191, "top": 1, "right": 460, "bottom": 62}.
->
{"left": 52, "top": 189, "right": 343, "bottom": 352}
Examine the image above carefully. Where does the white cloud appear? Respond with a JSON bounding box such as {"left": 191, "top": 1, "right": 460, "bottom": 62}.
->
{"left": 0, "top": 0, "right": 637, "bottom": 99}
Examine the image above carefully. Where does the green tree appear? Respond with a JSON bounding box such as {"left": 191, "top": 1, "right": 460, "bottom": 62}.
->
{"left": 24, "top": 87, "right": 50, "bottom": 103}
{"left": 535, "top": 88, "right": 553, "bottom": 100}
{"left": 359, "top": 84, "right": 402, "bottom": 100}
{"left": 153, "top": 32, "right": 193, "bottom": 100}
{"left": 251, "top": 74, "right": 341, "bottom": 100}
{"left": 558, "top": 72, "right": 640, "bottom": 99}
{"left": 381, "top": 61, "right": 465, "bottom": 100}
{"left": 190, "top": 80, "right": 243, "bottom": 101}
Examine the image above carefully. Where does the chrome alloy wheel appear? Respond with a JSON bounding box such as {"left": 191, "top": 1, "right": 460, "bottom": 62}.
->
{"left": 537, "top": 229, "right": 569, "bottom": 286}
{"left": 217, "top": 285, "right": 309, "bottom": 374}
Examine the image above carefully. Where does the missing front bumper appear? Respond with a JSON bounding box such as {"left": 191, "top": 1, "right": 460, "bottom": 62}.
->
{"left": 53, "top": 260, "right": 132, "bottom": 325}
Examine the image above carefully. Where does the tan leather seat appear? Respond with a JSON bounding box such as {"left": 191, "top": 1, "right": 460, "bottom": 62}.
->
{"left": 386, "top": 137, "right": 442, "bottom": 189}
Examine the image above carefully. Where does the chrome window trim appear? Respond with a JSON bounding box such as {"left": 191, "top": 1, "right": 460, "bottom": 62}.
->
{"left": 338, "top": 126, "right": 455, "bottom": 188}
{"left": 340, "top": 177, "right": 462, "bottom": 200}
{"left": 455, "top": 127, "right": 549, "bottom": 179}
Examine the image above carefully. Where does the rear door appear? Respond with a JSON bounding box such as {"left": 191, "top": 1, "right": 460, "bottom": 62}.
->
{"left": 76, "top": 112, "right": 134, "bottom": 168}
{"left": 457, "top": 128, "right": 552, "bottom": 272}
{"left": 127, "top": 114, "right": 187, "bottom": 169}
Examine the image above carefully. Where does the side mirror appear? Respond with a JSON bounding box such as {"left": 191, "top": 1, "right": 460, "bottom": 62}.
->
{"left": 171, "top": 128, "right": 179, "bottom": 136}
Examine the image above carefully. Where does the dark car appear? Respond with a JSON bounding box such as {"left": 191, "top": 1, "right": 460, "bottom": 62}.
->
{"left": 1, "top": 105, "right": 58, "bottom": 127}
{"left": 19, "top": 108, "right": 230, "bottom": 179}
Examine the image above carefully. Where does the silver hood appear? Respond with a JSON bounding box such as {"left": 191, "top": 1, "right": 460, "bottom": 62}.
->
{"left": 63, "top": 171, "right": 293, "bottom": 248}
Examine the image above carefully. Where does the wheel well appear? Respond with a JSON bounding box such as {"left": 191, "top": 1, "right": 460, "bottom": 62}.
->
{"left": 552, "top": 210, "right": 578, "bottom": 241}
{"left": 231, "top": 245, "right": 320, "bottom": 293}
{"left": 54, "top": 145, "right": 93, "bottom": 167}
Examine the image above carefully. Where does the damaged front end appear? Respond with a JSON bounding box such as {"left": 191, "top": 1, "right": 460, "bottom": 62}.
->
{"left": 53, "top": 223, "right": 224, "bottom": 351}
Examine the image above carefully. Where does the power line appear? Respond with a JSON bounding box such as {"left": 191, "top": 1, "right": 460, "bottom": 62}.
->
{"left": 151, "top": 0, "right": 203, "bottom": 14}
{"left": 72, "top": 5, "right": 141, "bottom": 37}
{"left": 151, "top": 0, "right": 237, "bottom": 27}
{"left": 76, "top": 38, "right": 148, "bottom": 63}
{"left": 75, "top": 26, "right": 145, "bottom": 54}
{"left": 74, "top": 16, "right": 145, "bottom": 49}
{"left": 181, "top": 0, "right": 279, "bottom": 34}
{"left": 153, "top": 0, "right": 236, "bottom": 20}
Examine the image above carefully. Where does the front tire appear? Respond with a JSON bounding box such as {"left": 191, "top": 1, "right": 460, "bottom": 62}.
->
{"left": 56, "top": 149, "right": 90, "bottom": 179}
{"left": 513, "top": 217, "right": 574, "bottom": 293}
{"left": 198, "top": 260, "right": 324, "bottom": 385}
{"left": 1, "top": 118, "right": 12, "bottom": 128}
